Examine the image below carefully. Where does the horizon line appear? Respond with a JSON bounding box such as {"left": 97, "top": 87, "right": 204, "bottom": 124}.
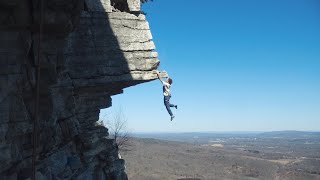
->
{"left": 129, "top": 130, "right": 320, "bottom": 134}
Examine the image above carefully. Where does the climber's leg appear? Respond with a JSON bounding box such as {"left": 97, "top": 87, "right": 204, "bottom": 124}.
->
{"left": 168, "top": 97, "right": 177, "bottom": 109}
{"left": 170, "top": 103, "right": 177, "bottom": 109}
{"left": 164, "top": 96, "right": 173, "bottom": 116}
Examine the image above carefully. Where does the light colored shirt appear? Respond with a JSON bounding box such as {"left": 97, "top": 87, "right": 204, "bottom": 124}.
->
{"left": 162, "top": 80, "right": 171, "bottom": 96}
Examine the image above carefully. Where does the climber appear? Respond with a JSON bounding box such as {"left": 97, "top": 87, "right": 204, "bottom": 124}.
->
{"left": 156, "top": 70, "right": 178, "bottom": 121}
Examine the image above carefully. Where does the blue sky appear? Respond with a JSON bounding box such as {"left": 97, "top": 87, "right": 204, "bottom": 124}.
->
{"left": 101, "top": 0, "right": 320, "bottom": 132}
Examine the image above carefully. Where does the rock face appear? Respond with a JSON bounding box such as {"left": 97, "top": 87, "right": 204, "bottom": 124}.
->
{"left": 0, "top": 0, "right": 163, "bottom": 179}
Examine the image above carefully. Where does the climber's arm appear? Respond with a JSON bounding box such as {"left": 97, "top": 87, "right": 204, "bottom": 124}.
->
{"left": 156, "top": 71, "right": 165, "bottom": 84}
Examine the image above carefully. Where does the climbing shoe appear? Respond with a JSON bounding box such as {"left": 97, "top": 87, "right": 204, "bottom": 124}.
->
{"left": 171, "top": 115, "right": 175, "bottom": 121}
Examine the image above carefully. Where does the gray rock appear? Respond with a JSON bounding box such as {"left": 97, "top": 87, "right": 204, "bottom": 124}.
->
{"left": 35, "top": 171, "right": 46, "bottom": 180}
{"left": 127, "top": 0, "right": 140, "bottom": 12}
{"left": 0, "top": 0, "right": 165, "bottom": 179}
{"left": 85, "top": 0, "right": 112, "bottom": 12}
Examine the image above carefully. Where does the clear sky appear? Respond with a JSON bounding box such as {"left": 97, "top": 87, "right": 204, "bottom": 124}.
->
{"left": 101, "top": 0, "right": 320, "bottom": 132}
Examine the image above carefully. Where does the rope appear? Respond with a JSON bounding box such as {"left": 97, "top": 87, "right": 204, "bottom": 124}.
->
{"left": 32, "top": 0, "right": 44, "bottom": 179}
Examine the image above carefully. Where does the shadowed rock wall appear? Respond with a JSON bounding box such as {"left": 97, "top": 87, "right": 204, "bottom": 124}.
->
{"left": 0, "top": 0, "right": 164, "bottom": 179}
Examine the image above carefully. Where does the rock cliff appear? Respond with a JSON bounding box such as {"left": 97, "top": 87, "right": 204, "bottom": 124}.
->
{"left": 0, "top": 0, "right": 163, "bottom": 179}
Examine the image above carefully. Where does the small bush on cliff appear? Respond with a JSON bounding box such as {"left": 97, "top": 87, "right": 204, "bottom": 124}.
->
{"left": 100, "top": 108, "right": 132, "bottom": 152}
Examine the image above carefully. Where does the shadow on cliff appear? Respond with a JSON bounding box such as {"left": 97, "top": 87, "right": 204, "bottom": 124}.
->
{"left": 36, "top": 0, "right": 138, "bottom": 156}
{"left": 0, "top": 0, "right": 146, "bottom": 178}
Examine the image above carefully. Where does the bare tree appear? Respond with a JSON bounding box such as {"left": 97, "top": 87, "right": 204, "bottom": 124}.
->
{"left": 100, "top": 108, "right": 132, "bottom": 152}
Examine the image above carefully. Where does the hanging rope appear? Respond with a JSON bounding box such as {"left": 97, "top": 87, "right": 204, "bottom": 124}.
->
{"left": 32, "top": 0, "right": 44, "bottom": 179}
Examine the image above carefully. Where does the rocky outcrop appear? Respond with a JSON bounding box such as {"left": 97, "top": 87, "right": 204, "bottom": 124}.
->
{"left": 0, "top": 0, "right": 164, "bottom": 179}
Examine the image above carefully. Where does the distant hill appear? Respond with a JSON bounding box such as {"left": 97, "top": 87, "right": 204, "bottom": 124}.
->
{"left": 132, "top": 131, "right": 260, "bottom": 139}
{"left": 132, "top": 131, "right": 320, "bottom": 143}
{"left": 258, "top": 130, "right": 320, "bottom": 138}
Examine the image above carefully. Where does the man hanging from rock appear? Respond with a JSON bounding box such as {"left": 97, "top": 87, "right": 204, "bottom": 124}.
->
{"left": 156, "top": 70, "right": 178, "bottom": 121}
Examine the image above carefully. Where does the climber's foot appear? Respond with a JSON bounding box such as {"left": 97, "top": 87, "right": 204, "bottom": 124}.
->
{"left": 171, "top": 115, "right": 175, "bottom": 121}
{"left": 175, "top": 105, "right": 178, "bottom": 109}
